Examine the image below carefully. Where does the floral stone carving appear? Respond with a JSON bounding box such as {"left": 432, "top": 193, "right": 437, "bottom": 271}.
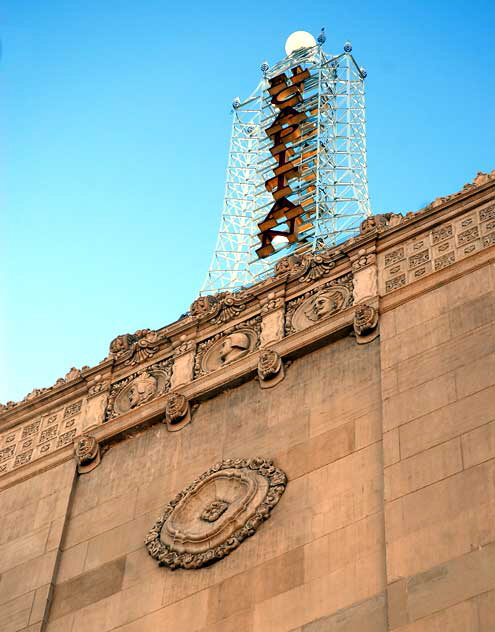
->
{"left": 145, "top": 457, "right": 287, "bottom": 570}
{"left": 163, "top": 392, "right": 191, "bottom": 431}
{"left": 190, "top": 289, "right": 251, "bottom": 325}
{"left": 109, "top": 329, "right": 169, "bottom": 366}
{"left": 353, "top": 303, "right": 379, "bottom": 344}
{"left": 74, "top": 434, "right": 100, "bottom": 474}
{"left": 257, "top": 349, "right": 284, "bottom": 389}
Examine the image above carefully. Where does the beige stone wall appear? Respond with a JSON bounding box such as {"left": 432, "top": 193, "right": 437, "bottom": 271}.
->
{"left": 45, "top": 336, "right": 386, "bottom": 631}
{"left": 382, "top": 261, "right": 495, "bottom": 630}
{"left": 1, "top": 179, "right": 495, "bottom": 632}
{"left": 0, "top": 461, "right": 75, "bottom": 631}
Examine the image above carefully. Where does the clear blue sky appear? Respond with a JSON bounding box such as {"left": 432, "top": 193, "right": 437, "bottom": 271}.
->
{"left": 1, "top": 0, "right": 494, "bottom": 402}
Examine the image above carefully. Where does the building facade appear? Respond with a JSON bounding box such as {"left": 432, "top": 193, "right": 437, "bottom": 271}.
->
{"left": 1, "top": 170, "right": 495, "bottom": 631}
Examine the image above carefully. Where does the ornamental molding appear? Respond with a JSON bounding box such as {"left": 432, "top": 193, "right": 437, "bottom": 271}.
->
{"left": 353, "top": 303, "right": 379, "bottom": 344}
{"left": 74, "top": 433, "right": 100, "bottom": 474}
{"left": 193, "top": 316, "right": 261, "bottom": 379}
{"left": 109, "top": 329, "right": 170, "bottom": 367}
{"left": 285, "top": 273, "right": 353, "bottom": 335}
{"left": 163, "top": 392, "right": 191, "bottom": 431}
{"left": 190, "top": 289, "right": 253, "bottom": 326}
{"left": 145, "top": 457, "right": 286, "bottom": 570}
{"left": 274, "top": 249, "right": 341, "bottom": 283}
{"left": 105, "top": 358, "right": 173, "bottom": 421}
{"left": 257, "top": 349, "right": 285, "bottom": 389}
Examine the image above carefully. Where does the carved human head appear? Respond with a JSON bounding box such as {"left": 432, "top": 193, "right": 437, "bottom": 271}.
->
{"left": 127, "top": 372, "right": 157, "bottom": 408}
{"left": 219, "top": 332, "right": 250, "bottom": 364}
{"left": 307, "top": 291, "right": 339, "bottom": 321}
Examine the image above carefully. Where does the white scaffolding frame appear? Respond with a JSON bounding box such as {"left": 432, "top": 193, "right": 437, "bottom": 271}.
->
{"left": 201, "top": 43, "right": 371, "bottom": 295}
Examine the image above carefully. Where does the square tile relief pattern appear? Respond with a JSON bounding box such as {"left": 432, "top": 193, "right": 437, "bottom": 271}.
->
{"left": 0, "top": 400, "right": 83, "bottom": 475}
{"left": 379, "top": 202, "right": 495, "bottom": 294}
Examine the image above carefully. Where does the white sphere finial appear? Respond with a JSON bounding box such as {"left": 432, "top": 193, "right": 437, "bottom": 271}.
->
{"left": 285, "top": 31, "right": 317, "bottom": 56}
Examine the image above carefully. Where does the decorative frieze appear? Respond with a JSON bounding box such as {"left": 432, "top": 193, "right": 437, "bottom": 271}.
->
{"left": 193, "top": 316, "right": 261, "bottom": 378}
{"left": 109, "top": 329, "right": 170, "bottom": 366}
{"left": 145, "top": 457, "right": 287, "bottom": 570}
{"left": 285, "top": 273, "right": 353, "bottom": 335}
{"left": 105, "top": 359, "right": 173, "bottom": 421}
{"left": 380, "top": 200, "right": 495, "bottom": 294}
{"left": 190, "top": 290, "right": 252, "bottom": 325}
{"left": 0, "top": 400, "right": 84, "bottom": 476}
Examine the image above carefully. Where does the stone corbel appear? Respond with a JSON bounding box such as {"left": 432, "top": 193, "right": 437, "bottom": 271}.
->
{"left": 163, "top": 392, "right": 191, "bottom": 431}
{"left": 257, "top": 348, "right": 285, "bottom": 389}
{"left": 353, "top": 302, "right": 379, "bottom": 344}
{"left": 348, "top": 246, "right": 378, "bottom": 304}
{"left": 171, "top": 336, "right": 196, "bottom": 389}
{"left": 74, "top": 432, "right": 101, "bottom": 474}
{"left": 259, "top": 290, "right": 286, "bottom": 347}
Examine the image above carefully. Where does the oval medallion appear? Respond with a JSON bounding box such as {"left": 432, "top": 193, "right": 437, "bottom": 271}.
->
{"left": 145, "top": 458, "right": 287, "bottom": 569}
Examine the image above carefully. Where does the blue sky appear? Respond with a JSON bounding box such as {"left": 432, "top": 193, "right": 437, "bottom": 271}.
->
{"left": 1, "top": 0, "right": 494, "bottom": 402}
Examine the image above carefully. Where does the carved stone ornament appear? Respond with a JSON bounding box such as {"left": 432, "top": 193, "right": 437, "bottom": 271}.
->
{"left": 164, "top": 392, "right": 191, "bottom": 431}
{"left": 285, "top": 274, "right": 353, "bottom": 335}
{"left": 105, "top": 359, "right": 173, "bottom": 420}
{"left": 359, "top": 213, "right": 404, "bottom": 235}
{"left": 109, "top": 329, "right": 169, "bottom": 366}
{"left": 194, "top": 317, "right": 261, "bottom": 378}
{"left": 74, "top": 434, "right": 100, "bottom": 474}
{"left": 145, "top": 457, "right": 287, "bottom": 570}
{"left": 257, "top": 349, "right": 284, "bottom": 389}
{"left": 353, "top": 303, "right": 379, "bottom": 344}
{"left": 190, "top": 289, "right": 251, "bottom": 325}
{"left": 275, "top": 249, "right": 339, "bottom": 283}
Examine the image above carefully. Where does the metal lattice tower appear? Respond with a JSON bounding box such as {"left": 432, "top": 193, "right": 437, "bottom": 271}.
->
{"left": 201, "top": 36, "right": 371, "bottom": 295}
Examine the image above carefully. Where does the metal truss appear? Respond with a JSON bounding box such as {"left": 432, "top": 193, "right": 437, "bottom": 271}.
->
{"left": 201, "top": 42, "right": 371, "bottom": 295}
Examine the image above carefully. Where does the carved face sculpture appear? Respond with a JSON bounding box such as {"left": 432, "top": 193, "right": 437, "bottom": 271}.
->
{"left": 306, "top": 292, "right": 339, "bottom": 321}
{"left": 165, "top": 393, "right": 188, "bottom": 423}
{"left": 127, "top": 373, "right": 157, "bottom": 408}
{"left": 219, "top": 333, "right": 250, "bottom": 365}
{"left": 74, "top": 435, "right": 98, "bottom": 465}
{"left": 258, "top": 349, "right": 281, "bottom": 381}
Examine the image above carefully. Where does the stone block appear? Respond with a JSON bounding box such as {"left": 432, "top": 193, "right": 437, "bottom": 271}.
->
{"left": 456, "top": 352, "right": 495, "bottom": 400}
{"left": 56, "top": 542, "right": 88, "bottom": 584}
{"left": 393, "top": 286, "right": 448, "bottom": 334}
{"left": 383, "top": 372, "right": 456, "bottom": 432}
{"left": 300, "top": 593, "right": 386, "bottom": 631}
{"left": 70, "top": 576, "right": 164, "bottom": 632}
{"left": 387, "top": 579, "right": 408, "bottom": 629}
{"left": 201, "top": 608, "right": 253, "bottom": 632}
{"left": 462, "top": 420, "right": 495, "bottom": 469}
{"left": 381, "top": 366, "right": 399, "bottom": 399}
{"left": 63, "top": 490, "right": 138, "bottom": 550}
{"left": 381, "top": 314, "right": 451, "bottom": 369}
{"left": 478, "top": 588, "right": 495, "bottom": 631}
{"left": 379, "top": 310, "right": 396, "bottom": 340}
{"left": 354, "top": 408, "right": 382, "bottom": 450}
{"left": 252, "top": 548, "right": 385, "bottom": 632}
{"left": 275, "top": 421, "right": 355, "bottom": 481}
{"left": 396, "top": 323, "right": 494, "bottom": 393}
{"left": 48, "top": 556, "right": 125, "bottom": 621}
{"left": 114, "top": 586, "right": 210, "bottom": 632}
{"left": 29, "top": 583, "right": 52, "bottom": 625}
{"left": 305, "top": 512, "right": 384, "bottom": 584}
{"left": 449, "top": 292, "right": 494, "bottom": 337}
{"left": 0, "top": 527, "right": 50, "bottom": 575}
{"left": 399, "top": 385, "right": 495, "bottom": 458}
{"left": 394, "top": 599, "right": 478, "bottom": 632}
{"left": 383, "top": 429, "right": 400, "bottom": 467}
{"left": 0, "top": 550, "right": 57, "bottom": 605}
{"left": 253, "top": 546, "right": 304, "bottom": 604}
{"left": 384, "top": 438, "right": 463, "bottom": 501}
{"left": 445, "top": 265, "right": 493, "bottom": 307}
{"left": 405, "top": 542, "right": 495, "bottom": 623}
{"left": 0, "top": 591, "right": 34, "bottom": 632}
{"left": 83, "top": 511, "right": 154, "bottom": 572}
